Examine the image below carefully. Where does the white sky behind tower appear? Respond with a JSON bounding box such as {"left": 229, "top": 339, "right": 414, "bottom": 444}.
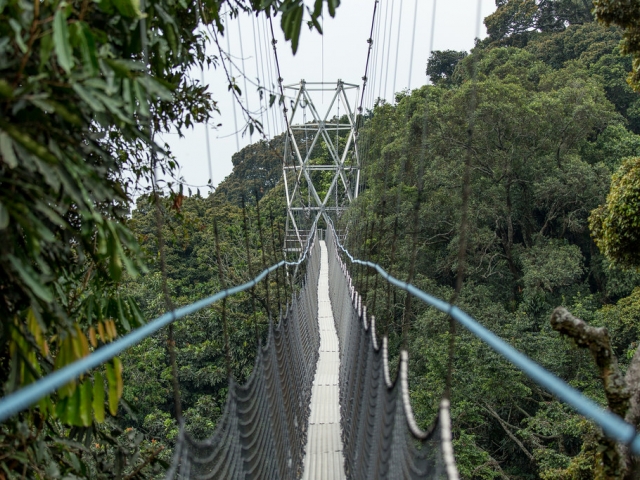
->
{"left": 158, "top": 0, "right": 497, "bottom": 191}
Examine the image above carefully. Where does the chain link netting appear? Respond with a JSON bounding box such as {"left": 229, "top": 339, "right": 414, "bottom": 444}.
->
{"left": 326, "top": 229, "right": 459, "bottom": 480}
{"left": 166, "top": 232, "right": 321, "bottom": 479}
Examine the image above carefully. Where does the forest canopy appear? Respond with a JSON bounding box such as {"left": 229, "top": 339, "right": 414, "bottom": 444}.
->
{"left": 0, "top": 0, "right": 338, "bottom": 476}
{"left": 3, "top": 0, "right": 640, "bottom": 478}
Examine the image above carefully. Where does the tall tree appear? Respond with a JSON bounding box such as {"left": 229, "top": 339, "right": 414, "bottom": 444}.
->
{"left": 426, "top": 50, "right": 468, "bottom": 86}
{"left": 0, "top": 0, "right": 340, "bottom": 475}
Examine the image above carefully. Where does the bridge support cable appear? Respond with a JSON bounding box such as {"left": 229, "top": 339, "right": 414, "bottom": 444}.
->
{"left": 167, "top": 231, "right": 321, "bottom": 478}
{"left": 326, "top": 221, "right": 640, "bottom": 456}
{"left": 325, "top": 229, "right": 458, "bottom": 479}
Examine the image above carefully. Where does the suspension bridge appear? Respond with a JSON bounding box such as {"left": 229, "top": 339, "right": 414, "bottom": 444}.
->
{"left": 1, "top": 220, "right": 640, "bottom": 477}
{"left": 2, "top": 1, "right": 640, "bottom": 478}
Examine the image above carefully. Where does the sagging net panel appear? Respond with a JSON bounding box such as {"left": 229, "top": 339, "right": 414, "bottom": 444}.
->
{"left": 326, "top": 230, "right": 459, "bottom": 480}
{"left": 166, "top": 232, "right": 321, "bottom": 479}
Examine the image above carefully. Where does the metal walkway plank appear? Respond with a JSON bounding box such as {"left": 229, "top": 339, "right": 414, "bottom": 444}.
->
{"left": 302, "top": 241, "right": 347, "bottom": 480}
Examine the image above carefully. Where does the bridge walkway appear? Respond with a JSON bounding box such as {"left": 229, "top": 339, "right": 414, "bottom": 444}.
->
{"left": 302, "top": 240, "right": 347, "bottom": 479}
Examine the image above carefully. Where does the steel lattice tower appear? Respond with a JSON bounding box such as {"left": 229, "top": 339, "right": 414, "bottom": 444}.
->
{"left": 283, "top": 80, "right": 360, "bottom": 256}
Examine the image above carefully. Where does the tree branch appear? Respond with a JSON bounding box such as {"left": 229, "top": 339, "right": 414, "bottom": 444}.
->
{"left": 550, "top": 307, "right": 629, "bottom": 478}
{"left": 624, "top": 346, "right": 640, "bottom": 427}
{"left": 550, "top": 307, "right": 630, "bottom": 417}
{"left": 482, "top": 403, "right": 535, "bottom": 463}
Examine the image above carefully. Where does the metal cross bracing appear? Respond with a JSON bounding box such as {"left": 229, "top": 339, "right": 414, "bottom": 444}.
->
{"left": 282, "top": 80, "right": 360, "bottom": 257}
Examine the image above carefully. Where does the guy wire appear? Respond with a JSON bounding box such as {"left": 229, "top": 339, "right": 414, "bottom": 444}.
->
{"left": 377, "top": 0, "right": 391, "bottom": 101}
{"left": 255, "top": 17, "right": 272, "bottom": 137}
{"left": 269, "top": 206, "right": 283, "bottom": 315}
{"left": 237, "top": 16, "right": 251, "bottom": 139}
{"left": 195, "top": 6, "right": 214, "bottom": 189}
{"left": 359, "top": 0, "right": 382, "bottom": 183}
{"left": 358, "top": 0, "right": 380, "bottom": 115}
{"left": 213, "top": 218, "right": 233, "bottom": 378}
{"left": 225, "top": 12, "right": 240, "bottom": 152}
{"left": 391, "top": 0, "right": 403, "bottom": 99}
{"left": 140, "top": 0, "right": 182, "bottom": 422}
{"left": 262, "top": 16, "right": 280, "bottom": 136}
{"left": 242, "top": 196, "right": 260, "bottom": 346}
{"left": 446, "top": 0, "right": 483, "bottom": 402}
{"left": 383, "top": 0, "right": 395, "bottom": 101}
{"left": 401, "top": 0, "right": 438, "bottom": 348}
{"left": 255, "top": 188, "right": 272, "bottom": 322}
{"left": 408, "top": 0, "right": 419, "bottom": 90}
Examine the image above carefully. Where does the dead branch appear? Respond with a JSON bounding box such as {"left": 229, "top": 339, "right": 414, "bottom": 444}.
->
{"left": 550, "top": 307, "right": 628, "bottom": 479}
{"left": 550, "top": 307, "right": 630, "bottom": 417}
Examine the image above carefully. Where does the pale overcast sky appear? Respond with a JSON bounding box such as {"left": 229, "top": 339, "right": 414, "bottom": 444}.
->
{"left": 158, "top": 0, "right": 497, "bottom": 191}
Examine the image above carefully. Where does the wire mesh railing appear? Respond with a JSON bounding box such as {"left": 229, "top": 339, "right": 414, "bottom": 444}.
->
{"left": 325, "top": 221, "right": 640, "bottom": 457}
{"left": 325, "top": 229, "right": 459, "bottom": 479}
{"left": 167, "top": 230, "right": 321, "bottom": 478}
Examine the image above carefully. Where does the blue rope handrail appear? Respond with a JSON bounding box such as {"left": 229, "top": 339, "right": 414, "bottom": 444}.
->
{"left": 325, "top": 222, "right": 640, "bottom": 455}
{"left": 0, "top": 225, "right": 318, "bottom": 424}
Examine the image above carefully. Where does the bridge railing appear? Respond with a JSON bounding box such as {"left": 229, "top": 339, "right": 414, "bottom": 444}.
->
{"left": 326, "top": 220, "right": 640, "bottom": 456}
{"left": 0, "top": 225, "right": 320, "bottom": 426}
{"left": 167, "top": 228, "right": 322, "bottom": 478}
{"left": 325, "top": 228, "right": 459, "bottom": 479}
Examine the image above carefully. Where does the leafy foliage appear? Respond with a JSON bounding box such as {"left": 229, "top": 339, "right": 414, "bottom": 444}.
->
{"left": 341, "top": 20, "right": 640, "bottom": 478}
{"left": 590, "top": 157, "right": 640, "bottom": 268}
{"left": 594, "top": 0, "right": 640, "bottom": 91}
{"left": 0, "top": 0, "right": 342, "bottom": 475}
{"left": 120, "top": 186, "right": 288, "bottom": 448}
{"left": 485, "top": 0, "right": 594, "bottom": 45}
{"left": 426, "top": 50, "right": 468, "bottom": 86}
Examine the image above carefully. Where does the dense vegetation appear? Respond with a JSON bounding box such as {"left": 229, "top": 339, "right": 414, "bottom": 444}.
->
{"left": 342, "top": 3, "right": 640, "bottom": 479}
{"left": 121, "top": 9, "right": 640, "bottom": 475}
{"left": 4, "top": 0, "right": 640, "bottom": 478}
{"left": 0, "top": 0, "right": 337, "bottom": 475}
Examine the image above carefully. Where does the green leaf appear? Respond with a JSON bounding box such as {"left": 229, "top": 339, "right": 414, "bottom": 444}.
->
{"left": 105, "top": 362, "right": 118, "bottom": 416}
{"left": 116, "top": 296, "right": 130, "bottom": 331}
{"left": 137, "top": 75, "right": 174, "bottom": 102}
{"left": 112, "top": 0, "right": 142, "bottom": 18}
{"left": 55, "top": 395, "right": 70, "bottom": 422}
{"left": 327, "top": 0, "right": 339, "bottom": 17}
{"left": 38, "top": 396, "right": 52, "bottom": 418}
{"left": 0, "top": 131, "right": 18, "bottom": 168}
{"left": 79, "top": 380, "right": 92, "bottom": 427}
{"left": 34, "top": 200, "right": 65, "bottom": 226}
{"left": 107, "top": 235, "right": 123, "bottom": 282}
{"left": 9, "top": 18, "right": 27, "bottom": 53}
{"left": 133, "top": 79, "right": 149, "bottom": 117}
{"left": 79, "top": 22, "right": 99, "bottom": 74}
{"left": 66, "top": 387, "right": 82, "bottom": 426}
{"left": 53, "top": 10, "right": 74, "bottom": 73}
{"left": 72, "top": 84, "right": 105, "bottom": 112}
{"left": 29, "top": 96, "right": 56, "bottom": 113}
{"left": 93, "top": 372, "right": 105, "bottom": 423}
{"left": 39, "top": 31, "right": 54, "bottom": 68}
{"left": 0, "top": 120, "right": 58, "bottom": 164}
{"left": 280, "top": 3, "right": 304, "bottom": 54}
{"left": 7, "top": 255, "right": 53, "bottom": 302}
{"left": 127, "top": 297, "right": 145, "bottom": 327}
{"left": 0, "top": 202, "right": 9, "bottom": 230}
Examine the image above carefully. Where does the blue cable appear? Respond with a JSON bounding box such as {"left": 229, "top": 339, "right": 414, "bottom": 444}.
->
{"left": 326, "top": 223, "right": 640, "bottom": 455}
{"left": 0, "top": 226, "right": 317, "bottom": 424}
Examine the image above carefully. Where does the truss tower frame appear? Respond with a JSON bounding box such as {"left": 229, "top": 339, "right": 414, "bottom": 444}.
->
{"left": 283, "top": 80, "right": 360, "bottom": 256}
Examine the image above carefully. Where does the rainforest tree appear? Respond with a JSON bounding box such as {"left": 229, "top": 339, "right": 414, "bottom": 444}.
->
{"left": 0, "top": 0, "right": 340, "bottom": 476}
